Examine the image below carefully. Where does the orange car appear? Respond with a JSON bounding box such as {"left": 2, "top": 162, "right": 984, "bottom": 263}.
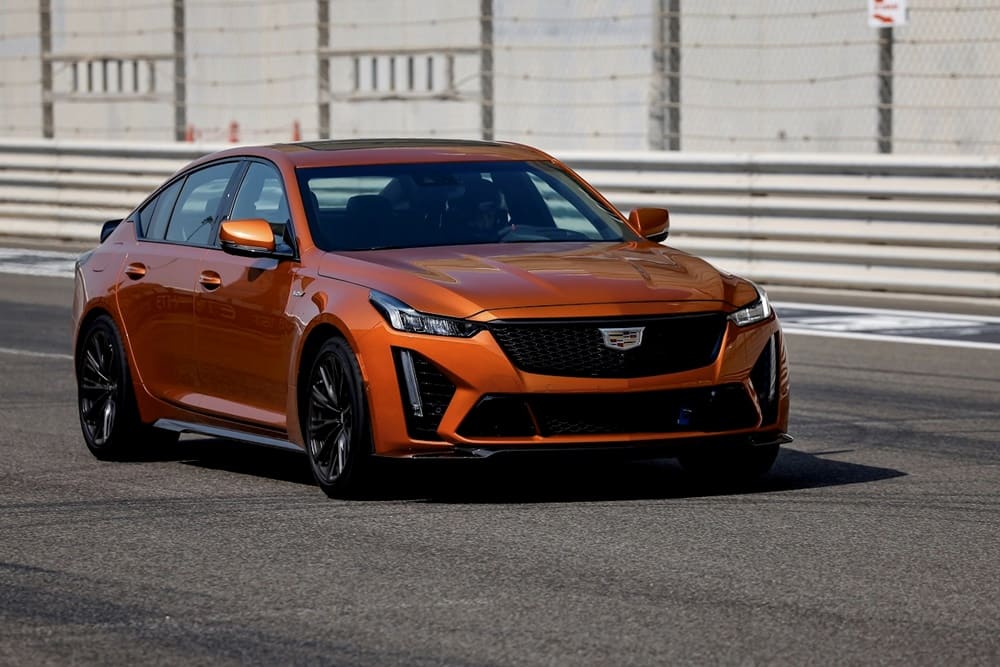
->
{"left": 73, "top": 139, "right": 790, "bottom": 497}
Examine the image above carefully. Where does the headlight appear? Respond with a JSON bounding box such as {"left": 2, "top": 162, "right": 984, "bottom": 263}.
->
{"left": 729, "top": 284, "right": 772, "bottom": 327}
{"left": 369, "top": 291, "right": 482, "bottom": 337}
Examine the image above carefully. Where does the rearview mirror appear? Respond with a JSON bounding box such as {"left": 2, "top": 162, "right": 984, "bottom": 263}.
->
{"left": 627, "top": 208, "right": 669, "bottom": 243}
{"left": 219, "top": 218, "right": 277, "bottom": 257}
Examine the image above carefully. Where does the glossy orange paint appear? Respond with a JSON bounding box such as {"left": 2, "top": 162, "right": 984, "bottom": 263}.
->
{"left": 73, "top": 139, "right": 789, "bottom": 473}
{"left": 218, "top": 218, "right": 276, "bottom": 251}
{"left": 628, "top": 208, "right": 670, "bottom": 239}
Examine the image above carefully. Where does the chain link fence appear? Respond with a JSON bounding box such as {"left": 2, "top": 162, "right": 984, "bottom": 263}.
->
{"left": 0, "top": 0, "right": 997, "bottom": 153}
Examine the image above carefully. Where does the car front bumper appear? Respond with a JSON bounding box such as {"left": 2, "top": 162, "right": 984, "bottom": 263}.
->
{"left": 356, "top": 308, "right": 790, "bottom": 458}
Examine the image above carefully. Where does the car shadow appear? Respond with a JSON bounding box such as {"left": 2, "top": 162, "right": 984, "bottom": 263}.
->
{"left": 159, "top": 438, "right": 315, "bottom": 486}
{"left": 168, "top": 438, "right": 905, "bottom": 503}
{"left": 399, "top": 448, "right": 905, "bottom": 504}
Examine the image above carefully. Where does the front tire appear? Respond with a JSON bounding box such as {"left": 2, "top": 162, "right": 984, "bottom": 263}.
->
{"left": 303, "top": 338, "right": 373, "bottom": 498}
{"left": 76, "top": 315, "right": 178, "bottom": 460}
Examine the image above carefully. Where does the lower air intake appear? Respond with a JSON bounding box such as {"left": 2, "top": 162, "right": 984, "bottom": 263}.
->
{"left": 458, "top": 384, "right": 758, "bottom": 438}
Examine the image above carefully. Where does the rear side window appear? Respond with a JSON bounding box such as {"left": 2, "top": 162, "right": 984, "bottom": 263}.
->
{"left": 164, "top": 162, "right": 239, "bottom": 245}
{"left": 139, "top": 179, "right": 183, "bottom": 240}
{"left": 135, "top": 200, "right": 156, "bottom": 237}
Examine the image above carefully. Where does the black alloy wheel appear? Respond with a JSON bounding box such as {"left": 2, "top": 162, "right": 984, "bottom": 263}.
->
{"left": 78, "top": 322, "right": 121, "bottom": 450}
{"left": 76, "top": 315, "right": 177, "bottom": 460}
{"left": 305, "top": 338, "right": 372, "bottom": 498}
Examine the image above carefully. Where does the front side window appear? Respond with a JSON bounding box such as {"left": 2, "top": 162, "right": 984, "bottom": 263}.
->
{"left": 163, "top": 162, "right": 239, "bottom": 245}
{"left": 296, "top": 161, "right": 636, "bottom": 252}
{"left": 231, "top": 162, "right": 290, "bottom": 227}
{"left": 229, "top": 161, "right": 293, "bottom": 252}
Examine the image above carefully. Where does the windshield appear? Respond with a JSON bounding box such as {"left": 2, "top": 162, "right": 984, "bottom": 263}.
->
{"left": 296, "top": 160, "right": 638, "bottom": 251}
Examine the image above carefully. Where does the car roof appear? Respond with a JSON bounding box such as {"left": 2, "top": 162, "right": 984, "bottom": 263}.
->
{"left": 192, "top": 138, "right": 555, "bottom": 170}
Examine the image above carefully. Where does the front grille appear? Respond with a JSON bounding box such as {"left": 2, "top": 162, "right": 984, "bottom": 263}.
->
{"left": 457, "top": 384, "right": 758, "bottom": 438}
{"left": 392, "top": 349, "right": 456, "bottom": 441}
{"left": 486, "top": 313, "right": 726, "bottom": 378}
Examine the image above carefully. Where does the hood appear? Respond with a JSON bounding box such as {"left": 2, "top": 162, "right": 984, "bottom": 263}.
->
{"left": 317, "top": 241, "right": 755, "bottom": 318}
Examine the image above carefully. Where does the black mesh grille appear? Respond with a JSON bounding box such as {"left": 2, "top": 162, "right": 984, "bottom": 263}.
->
{"left": 393, "top": 349, "right": 456, "bottom": 441}
{"left": 486, "top": 313, "right": 726, "bottom": 378}
{"left": 457, "top": 384, "right": 759, "bottom": 438}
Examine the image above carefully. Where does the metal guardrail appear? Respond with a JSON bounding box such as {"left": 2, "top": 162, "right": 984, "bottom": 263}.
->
{"left": 0, "top": 139, "right": 997, "bottom": 298}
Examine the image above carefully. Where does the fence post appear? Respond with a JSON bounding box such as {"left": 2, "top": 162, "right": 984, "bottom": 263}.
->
{"left": 39, "top": 0, "right": 53, "bottom": 138}
{"left": 480, "top": 0, "right": 494, "bottom": 141}
{"left": 877, "top": 26, "right": 893, "bottom": 154}
{"left": 173, "top": 0, "right": 187, "bottom": 142}
{"left": 317, "top": 0, "right": 330, "bottom": 139}
{"left": 650, "top": 0, "right": 680, "bottom": 151}
{"left": 667, "top": 0, "right": 680, "bottom": 151}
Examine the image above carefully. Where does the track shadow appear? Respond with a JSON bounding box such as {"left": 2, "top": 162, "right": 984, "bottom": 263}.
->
{"left": 167, "top": 438, "right": 905, "bottom": 503}
{"left": 167, "top": 437, "right": 316, "bottom": 487}
{"left": 397, "top": 447, "right": 905, "bottom": 504}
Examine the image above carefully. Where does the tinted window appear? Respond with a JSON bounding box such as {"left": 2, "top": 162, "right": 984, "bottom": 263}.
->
{"left": 229, "top": 161, "right": 295, "bottom": 253}
{"left": 141, "top": 179, "right": 183, "bottom": 240}
{"left": 164, "top": 162, "right": 239, "bottom": 245}
{"left": 135, "top": 200, "right": 156, "bottom": 237}
{"left": 231, "top": 162, "right": 289, "bottom": 226}
{"left": 296, "top": 161, "right": 635, "bottom": 252}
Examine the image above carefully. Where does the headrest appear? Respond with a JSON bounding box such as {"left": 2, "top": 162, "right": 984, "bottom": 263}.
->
{"left": 346, "top": 194, "right": 393, "bottom": 218}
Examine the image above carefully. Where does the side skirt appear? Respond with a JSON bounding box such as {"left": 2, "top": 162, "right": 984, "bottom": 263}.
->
{"left": 154, "top": 419, "right": 305, "bottom": 454}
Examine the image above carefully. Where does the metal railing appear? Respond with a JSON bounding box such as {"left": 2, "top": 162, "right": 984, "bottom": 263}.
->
{"left": 0, "top": 138, "right": 997, "bottom": 298}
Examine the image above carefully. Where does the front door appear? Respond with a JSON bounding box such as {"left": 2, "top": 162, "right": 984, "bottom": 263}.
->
{"left": 191, "top": 161, "right": 299, "bottom": 432}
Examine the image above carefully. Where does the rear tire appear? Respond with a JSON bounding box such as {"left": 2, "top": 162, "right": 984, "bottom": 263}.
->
{"left": 303, "top": 337, "right": 373, "bottom": 498}
{"left": 76, "top": 315, "right": 178, "bottom": 461}
{"left": 678, "top": 442, "right": 779, "bottom": 488}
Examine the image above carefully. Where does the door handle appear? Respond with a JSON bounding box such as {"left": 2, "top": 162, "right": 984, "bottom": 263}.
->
{"left": 199, "top": 270, "right": 223, "bottom": 290}
{"left": 124, "top": 262, "right": 147, "bottom": 280}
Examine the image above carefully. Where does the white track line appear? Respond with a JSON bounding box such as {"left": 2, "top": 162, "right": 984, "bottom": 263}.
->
{"left": 780, "top": 327, "right": 1000, "bottom": 351}
{"left": 0, "top": 347, "right": 73, "bottom": 360}
{"left": 775, "top": 301, "right": 1000, "bottom": 324}
{"left": 775, "top": 300, "right": 1000, "bottom": 350}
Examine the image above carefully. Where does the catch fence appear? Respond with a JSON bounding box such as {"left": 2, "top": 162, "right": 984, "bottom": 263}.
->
{"left": 1, "top": 1, "right": 998, "bottom": 153}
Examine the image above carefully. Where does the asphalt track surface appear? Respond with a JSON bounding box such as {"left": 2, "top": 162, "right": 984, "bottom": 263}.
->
{"left": 1, "top": 270, "right": 998, "bottom": 666}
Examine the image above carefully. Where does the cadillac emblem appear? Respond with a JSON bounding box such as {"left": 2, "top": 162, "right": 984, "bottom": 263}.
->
{"left": 598, "top": 326, "right": 645, "bottom": 351}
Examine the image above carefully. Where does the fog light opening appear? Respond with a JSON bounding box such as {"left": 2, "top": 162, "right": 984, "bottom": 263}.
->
{"left": 766, "top": 334, "right": 778, "bottom": 403}
{"left": 399, "top": 349, "right": 424, "bottom": 418}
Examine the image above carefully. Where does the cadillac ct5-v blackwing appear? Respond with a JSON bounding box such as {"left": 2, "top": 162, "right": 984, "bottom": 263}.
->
{"left": 73, "top": 139, "right": 790, "bottom": 497}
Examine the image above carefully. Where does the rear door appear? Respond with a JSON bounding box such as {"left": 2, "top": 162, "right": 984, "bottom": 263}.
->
{"left": 116, "top": 161, "right": 241, "bottom": 407}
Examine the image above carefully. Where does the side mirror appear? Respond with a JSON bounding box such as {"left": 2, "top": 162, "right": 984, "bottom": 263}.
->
{"left": 219, "top": 218, "right": 277, "bottom": 257}
{"left": 627, "top": 208, "right": 669, "bottom": 243}
{"left": 100, "top": 219, "right": 122, "bottom": 243}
